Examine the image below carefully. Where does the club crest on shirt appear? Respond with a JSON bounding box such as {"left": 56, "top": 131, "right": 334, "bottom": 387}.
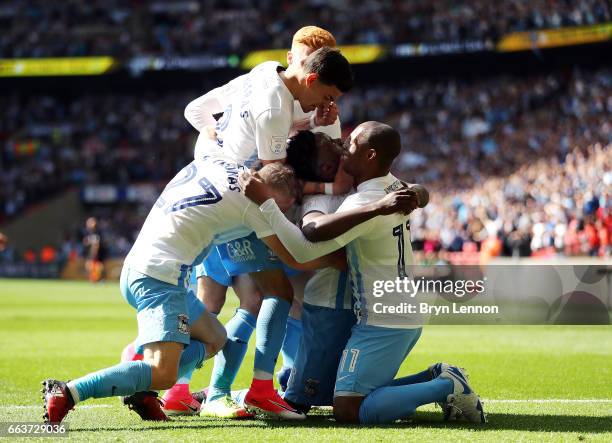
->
{"left": 270, "top": 136, "right": 286, "bottom": 155}
{"left": 177, "top": 314, "right": 189, "bottom": 335}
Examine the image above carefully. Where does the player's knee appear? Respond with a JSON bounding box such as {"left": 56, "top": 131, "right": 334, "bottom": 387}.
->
{"left": 265, "top": 281, "right": 294, "bottom": 303}
{"left": 205, "top": 326, "right": 227, "bottom": 358}
{"left": 239, "top": 292, "right": 262, "bottom": 316}
{"left": 333, "top": 396, "right": 361, "bottom": 424}
{"left": 151, "top": 365, "right": 179, "bottom": 390}
{"left": 251, "top": 271, "right": 294, "bottom": 303}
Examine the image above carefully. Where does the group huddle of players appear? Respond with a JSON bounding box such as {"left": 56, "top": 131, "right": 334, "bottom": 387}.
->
{"left": 42, "top": 26, "right": 486, "bottom": 426}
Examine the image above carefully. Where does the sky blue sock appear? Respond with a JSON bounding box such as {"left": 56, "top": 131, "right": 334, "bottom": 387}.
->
{"left": 176, "top": 370, "right": 193, "bottom": 385}
{"left": 207, "top": 308, "right": 255, "bottom": 402}
{"left": 178, "top": 339, "right": 206, "bottom": 381}
{"left": 68, "top": 361, "right": 152, "bottom": 402}
{"left": 359, "top": 377, "right": 453, "bottom": 424}
{"left": 254, "top": 296, "right": 290, "bottom": 375}
{"left": 280, "top": 316, "right": 302, "bottom": 370}
{"left": 387, "top": 368, "right": 432, "bottom": 386}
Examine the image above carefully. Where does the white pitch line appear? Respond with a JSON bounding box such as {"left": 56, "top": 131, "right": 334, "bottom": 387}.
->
{"left": 484, "top": 399, "right": 612, "bottom": 403}
{"left": 0, "top": 405, "right": 113, "bottom": 410}
{"left": 1, "top": 399, "right": 611, "bottom": 410}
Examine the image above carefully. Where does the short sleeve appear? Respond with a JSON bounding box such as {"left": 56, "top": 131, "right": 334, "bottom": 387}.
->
{"left": 300, "top": 194, "right": 345, "bottom": 220}
{"left": 255, "top": 109, "right": 291, "bottom": 161}
{"left": 301, "top": 195, "right": 334, "bottom": 218}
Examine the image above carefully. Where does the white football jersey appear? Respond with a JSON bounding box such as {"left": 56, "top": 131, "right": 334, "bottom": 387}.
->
{"left": 210, "top": 61, "right": 294, "bottom": 167}
{"left": 333, "top": 173, "right": 418, "bottom": 329}
{"left": 191, "top": 66, "right": 341, "bottom": 162}
{"left": 124, "top": 157, "right": 273, "bottom": 286}
{"left": 300, "top": 194, "right": 351, "bottom": 309}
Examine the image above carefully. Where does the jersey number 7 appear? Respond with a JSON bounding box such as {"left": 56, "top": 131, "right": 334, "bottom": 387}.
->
{"left": 155, "top": 163, "right": 222, "bottom": 214}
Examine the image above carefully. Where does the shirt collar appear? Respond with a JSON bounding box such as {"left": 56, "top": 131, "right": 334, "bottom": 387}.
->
{"left": 356, "top": 172, "right": 400, "bottom": 193}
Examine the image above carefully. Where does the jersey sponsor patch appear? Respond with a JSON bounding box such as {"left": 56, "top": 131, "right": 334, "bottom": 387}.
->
{"left": 269, "top": 136, "right": 286, "bottom": 155}
{"left": 225, "top": 238, "right": 256, "bottom": 263}
{"left": 384, "top": 180, "right": 404, "bottom": 193}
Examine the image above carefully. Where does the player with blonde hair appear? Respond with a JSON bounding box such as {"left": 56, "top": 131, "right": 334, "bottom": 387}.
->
{"left": 155, "top": 27, "right": 354, "bottom": 420}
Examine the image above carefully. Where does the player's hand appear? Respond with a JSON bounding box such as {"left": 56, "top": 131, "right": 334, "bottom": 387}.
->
{"left": 399, "top": 182, "right": 430, "bottom": 208}
{"left": 409, "top": 184, "right": 429, "bottom": 208}
{"left": 239, "top": 170, "right": 272, "bottom": 205}
{"left": 314, "top": 102, "right": 339, "bottom": 127}
{"left": 375, "top": 188, "right": 419, "bottom": 216}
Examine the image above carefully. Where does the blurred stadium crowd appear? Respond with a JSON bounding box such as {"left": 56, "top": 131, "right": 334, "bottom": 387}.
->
{"left": 1, "top": 65, "right": 609, "bottom": 261}
{"left": 1, "top": 0, "right": 610, "bottom": 57}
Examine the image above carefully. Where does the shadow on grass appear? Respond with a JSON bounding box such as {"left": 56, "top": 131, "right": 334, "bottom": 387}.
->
{"left": 68, "top": 411, "right": 612, "bottom": 434}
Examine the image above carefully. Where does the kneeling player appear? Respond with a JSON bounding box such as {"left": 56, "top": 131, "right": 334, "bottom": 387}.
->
{"left": 242, "top": 121, "right": 487, "bottom": 424}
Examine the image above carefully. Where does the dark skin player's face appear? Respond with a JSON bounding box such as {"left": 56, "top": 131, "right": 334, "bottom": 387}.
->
{"left": 341, "top": 125, "right": 371, "bottom": 176}
{"left": 314, "top": 133, "right": 342, "bottom": 182}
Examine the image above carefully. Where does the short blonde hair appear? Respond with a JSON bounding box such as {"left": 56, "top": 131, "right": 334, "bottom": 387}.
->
{"left": 258, "top": 163, "right": 300, "bottom": 202}
{"left": 292, "top": 26, "right": 336, "bottom": 50}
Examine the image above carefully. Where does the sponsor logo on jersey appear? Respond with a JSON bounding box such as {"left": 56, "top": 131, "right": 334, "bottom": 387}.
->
{"left": 384, "top": 180, "right": 404, "bottom": 193}
{"left": 226, "top": 239, "right": 256, "bottom": 263}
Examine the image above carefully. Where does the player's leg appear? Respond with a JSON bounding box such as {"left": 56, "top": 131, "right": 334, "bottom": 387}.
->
{"left": 283, "top": 302, "right": 356, "bottom": 413}
{"left": 277, "top": 269, "right": 310, "bottom": 391}
{"left": 243, "top": 268, "right": 305, "bottom": 419}
{"left": 43, "top": 267, "right": 207, "bottom": 423}
{"left": 123, "top": 270, "right": 208, "bottom": 420}
{"left": 162, "top": 275, "right": 227, "bottom": 415}
{"left": 201, "top": 274, "right": 259, "bottom": 418}
{"left": 333, "top": 325, "right": 460, "bottom": 424}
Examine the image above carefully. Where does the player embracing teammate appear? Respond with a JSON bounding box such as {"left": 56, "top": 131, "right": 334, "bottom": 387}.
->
{"left": 42, "top": 24, "right": 486, "bottom": 427}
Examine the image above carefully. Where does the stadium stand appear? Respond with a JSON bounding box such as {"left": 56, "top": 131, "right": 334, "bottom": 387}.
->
{"left": 1, "top": 67, "right": 610, "bottom": 259}
{"left": 0, "top": 2, "right": 610, "bottom": 268}
{"left": 0, "top": 0, "right": 610, "bottom": 57}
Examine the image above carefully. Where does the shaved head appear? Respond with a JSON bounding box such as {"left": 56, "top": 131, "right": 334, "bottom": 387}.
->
{"left": 358, "top": 121, "right": 401, "bottom": 169}
{"left": 342, "top": 120, "right": 402, "bottom": 184}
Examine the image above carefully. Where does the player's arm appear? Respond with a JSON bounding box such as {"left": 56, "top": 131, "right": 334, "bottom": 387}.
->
{"left": 303, "top": 184, "right": 428, "bottom": 241}
{"left": 261, "top": 159, "right": 286, "bottom": 165}
{"left": 242, "top": 169, "right": 415, "bottom": 244}
{"left": 290, "top": 102, "right": 340, "bottom": 135}
{"left": 255, "top": 109, "right": 290, "bottom": 165}
{"left": 256, "top": 198, "right": 377, "bottom": 262}
{"left": 401, "top": 183, "right": 429, "bottom": 208}
{"left": 260, "top": 235, "right": 346, "bottom": 271}
{"left": 241, "top": 200, "right": 345, "bottom": 268}
{"left": 184, "top": 87, "right": 226, "bottom": 131}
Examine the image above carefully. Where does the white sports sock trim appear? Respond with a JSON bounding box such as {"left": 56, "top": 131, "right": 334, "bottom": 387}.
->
{"left": 334, "top": 391, "right": 365, "bottom": 398}
{"left": 253, "top": 370, "right": 273, "bottom": 380}
{"left": 66, "top": 382, "right": 81, "bottom": 404}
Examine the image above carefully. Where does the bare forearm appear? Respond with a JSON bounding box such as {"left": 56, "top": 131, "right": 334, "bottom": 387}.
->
{"left": 302, "top": 202, "right": 380, "bottom": 242}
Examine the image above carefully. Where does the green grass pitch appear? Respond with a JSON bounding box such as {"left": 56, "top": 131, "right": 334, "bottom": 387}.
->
{"left": 0, "top": 279, "right": 610, "bottom": 442}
